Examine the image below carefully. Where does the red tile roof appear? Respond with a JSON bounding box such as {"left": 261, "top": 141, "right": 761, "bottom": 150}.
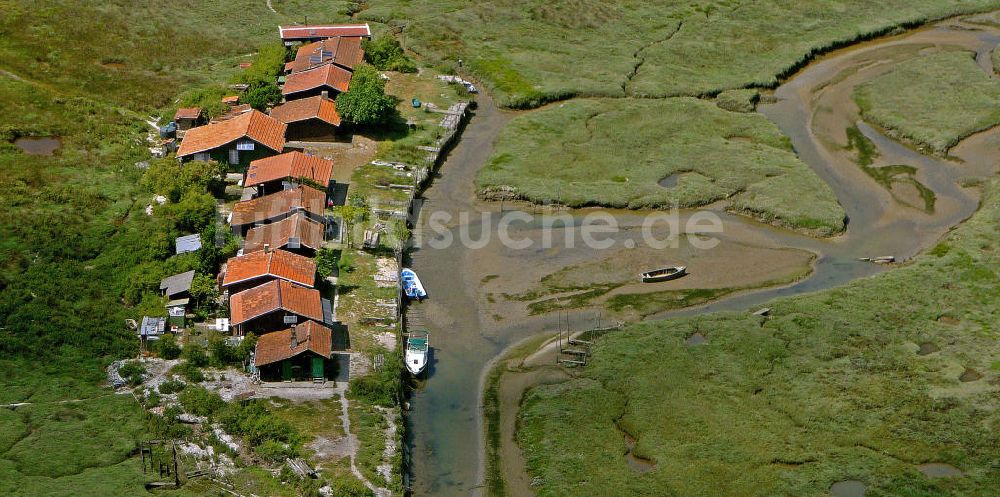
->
{"left": 222, "top": 95, "right": 240, "bottom": 104}
{"left": 278, "top": 24, "right": 371, "bottom": 41}
{"left": 245, "top": 151, "right": 334, "bottom": 188}
{"left": 254, "top": 320, "right": 333, "bottom": 366}
{"left": 229, "top": 279, "right": 323, "bottom": 325}
{"left": 231, "top": 186, "right": 325, "bottom": 226}
{"left": 174, "top": 107, "right": 201, "bottom": 120}
{"left": 244, "top": 213, "right": 325, "bottom": 253}
{"left": 283, "top": 63, "right": 353, "bottom": 96}
{"left": 177, "top": 110, "right": 286, "bottom": 157}
{"left": 288, "top": 37, "right": 365, "bottom": 73}
{"left": 222, "top": 249, "right": 316, "bottom": 288}
{"left": 270, "top": 96, "right": 341, "bottom": 127}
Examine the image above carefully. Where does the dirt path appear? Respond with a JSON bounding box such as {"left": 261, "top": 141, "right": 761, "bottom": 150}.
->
{"left": 336, "top": 385, "right": 392, "bottom": 497}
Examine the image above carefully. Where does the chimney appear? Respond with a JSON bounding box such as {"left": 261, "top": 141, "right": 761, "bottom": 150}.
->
{"left": 320, "top": 90, "right": 329, "bottom": 100}
{"left": 263, "top": 243, "right": 270, "bottom": 253}
{"left": 290, "top": 324, "right": 297, "bottom": 349}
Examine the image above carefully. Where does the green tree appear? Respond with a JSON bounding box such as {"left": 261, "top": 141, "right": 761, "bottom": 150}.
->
{"left": 336, "top": 64, "right": 397, "bottom": 125}
{"left": 363, "top": 35, "right": 416, "bottom": 73}
{"left": 155, "top": 334, "right": 182, "bottom": 359}
{"left": 168, "top": 189, "right": 216, "bottom": 233}
{"left": 142, "top": 159, "right": 224, "bottom": 201}
{"left": 334, "top": 199, "right": 369, "bottom": 248}
{"left": 189, "top": 272, "right": 219, "bottom": 316}
{"left": 243, "top": 82, "right": 282, "bottom": 111}
{"left": 182, "top": 343, "right": 209, "bottom": 367}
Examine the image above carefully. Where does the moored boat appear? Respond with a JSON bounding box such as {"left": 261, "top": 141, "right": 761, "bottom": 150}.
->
{"left": 405, "top": 331, "right": 430, "bottom": 375}
{"left": 640, "top": 266, "right": 687, "bottom": 283}
{"left": 401, "top": 268, "right": 427, "bottom": 300}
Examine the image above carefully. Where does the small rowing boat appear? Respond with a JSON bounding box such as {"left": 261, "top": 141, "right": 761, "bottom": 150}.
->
{"left": 405, "top": 331, "right": 429, "bottom": 375}
{"left": 640, "top": 266, "right": 687, "bottom": 283}
{"left": 401, "top": 268, "right": 427, "bottom": 300}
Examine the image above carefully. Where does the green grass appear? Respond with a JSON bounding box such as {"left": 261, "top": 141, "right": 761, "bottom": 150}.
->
{"left": 845, "top": 126, "right": 936, "bottom": 212}
{"left": 514, "top": 181, "right": 1000, "bottom": 496}
{"left": 478, "top": 97, "right": 845, "bottom": 233}
{"left": 854, "top": 50, "right": 1000, "bottom": 153}
{"left": 715, "top": 88, "right": 760, "bottom": 113}
{"left": 360, "top": 0, "right": 998, "bottom": 107}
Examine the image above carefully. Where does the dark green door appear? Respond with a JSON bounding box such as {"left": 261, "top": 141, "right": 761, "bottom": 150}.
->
{"left": 281, "top": 361, "right": 293, "bottom": 381}
{"left": 311, "top": 357, "right": 324, "bottom": 379}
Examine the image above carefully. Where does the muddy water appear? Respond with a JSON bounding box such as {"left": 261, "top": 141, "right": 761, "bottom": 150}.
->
{"left": 405, "top": 15, "right": 999, "bottom": 497}
{"left": 13, "top": 136, "right": 61, "bottom": 155}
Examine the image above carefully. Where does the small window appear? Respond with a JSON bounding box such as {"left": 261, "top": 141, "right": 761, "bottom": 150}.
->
{"left": 228, "top": 148, "right": 239, "bottom": 165}
{"left": 194, "top": 152, "right": 210, "bottom": 162}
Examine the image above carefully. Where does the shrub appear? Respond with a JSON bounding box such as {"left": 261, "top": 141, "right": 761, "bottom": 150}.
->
{"left": 172, "top": 362, "right": 205, "bottom": 383}
{"left": 208, "top": 334, "right": 237, "bottom": 366}
{"left": 158, "top": 378, "right": 186, "bottom": 395}
{"left": 119, "top": 361, "right": 146, "bottom": 386}
{"left": 336, "top": 64, "right": 397, "bottom": 125}
{"left": 144, "top": 390, "right": 161, "bottom": 408}
{"left": 155, "top": 334, "right": 182, "bottom": 359}
{"left": 348, "top": 351, "right": 402, "bottom": 407}
{"left": 182, "top": 343, "right": 209, "bottom": 367}
{"left": 243, "top": 82, "right": 282, "bottom": 111}
{"left": 189, "top": 273, "right": 219, "bottom": 318}
{"left": 363, "top": 35, "right": 417, "bottom": 73}
{"left": 178, "top": 386, "right": 225, "bottom": 416}
{"left": 218, "top": 401, "right": 301, "bottom": 459}
{"left": 327, "top": 478, "right": 375, "bottom": 497}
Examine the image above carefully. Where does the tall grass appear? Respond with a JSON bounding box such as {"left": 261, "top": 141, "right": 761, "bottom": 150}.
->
{"left": 478, "top": 97, "right": 845, "bottom": 233}
{"left": 360, "top": 0, "right": 999, "bottom": 107}
{"left": 515, "top": 181, "right": 1000, "bottom": 496}
{"left": 854, "top": 50, "right": 1000, "bottom": 153}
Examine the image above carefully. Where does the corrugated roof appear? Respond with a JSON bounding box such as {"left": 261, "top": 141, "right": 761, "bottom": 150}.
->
{"left": 160, "top": 270, "right": 196, "bottom": 297}
{"left": 229, "top": 279, "right": 323, "bottom": 325}
{"left": 244, "top": 213, "right": 325, "bottom": 253}
{"left": 177, "top": 110, "right": 286, "bottom": 157}
{"left": 254, "top": 320, "right": 333, "bottom": 366}
{"left": 270, "top": 96, "right": 341, "bottom": 127}
{"left": 231, "top": 186, "right": 325, "bottom": 226}
{"left": 245, "top": 151, "right": 334, "bottom": 188}
{"left": 176, "top": 234, "right": 202, "bottom": 254}
{"left": 278, "top": 24, "right": 371, "bottom": 40}
{"left": 282, "top": 63, "right": 353, "bottom": 96}
{"left": 222, "top": 249, "right": 316, "bottom": 288}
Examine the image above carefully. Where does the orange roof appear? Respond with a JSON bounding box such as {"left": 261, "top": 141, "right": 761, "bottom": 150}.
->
{"left": 244, "top": 213, "right": 325, "bottom": 253}
{"left": 174, "top": 107, "right": 201, "bottom": 120}
{"left": 177, "top": 110, "right": 286, "bottom": 157}
{"left": 288, "top": 37, "right": 364, "bottom": 73}
{"left": 222, "top": 249, "right": 316, "bottom": 288}
{"left": 229, "top": 279, "right": 323, "bottom": 325}
{"left": 254, "top": 320, "right": 333, "bottom": 366}
{"left": 278, "top": 24, "right": 371, "bottom": 41}
{"left": 231, "top": 186, "right": 325, "bottom": 226}
{"left": 222, "top": 95, "right": 240, "bottom": 104}
{"left": 245, "top": 151, "right": 334, "bottom": 188}
{"left": 283, "top": 63, "right": 353, "bottom": 96}
{"left": 270, "top": 96, "right": 341, "bottom": 127}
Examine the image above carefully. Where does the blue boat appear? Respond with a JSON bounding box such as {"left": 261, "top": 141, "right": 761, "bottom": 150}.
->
{"left": 401, "top": 268, "right": 427, "bottom": 301}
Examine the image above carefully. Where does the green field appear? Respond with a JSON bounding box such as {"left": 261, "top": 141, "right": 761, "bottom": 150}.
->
{"left": 360, "top": 0, "right": 999, "bottom": 107}
{"left": 854, "top": 50, "right": 1000, "bottom": 153}
{"left": 515, "top": 183, "right": 1000, "bottom": 496}
{"left": 0, "top": 1, "right": 359, "bottom": 495}
{"left": 478, "top": 98, "right": 845, "bottom": 233}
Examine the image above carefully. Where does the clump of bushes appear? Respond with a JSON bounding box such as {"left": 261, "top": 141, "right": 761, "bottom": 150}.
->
{"left": 348, "top": 350, "right": 402, "bottom": 407}
{"left": 218, "top": 401, "right": 302, "bottom": 462}
{"left": 178, "top": 386, "right": 225, "bottom": 416}
{"left": 158, "top": 378, "right": 186, "bottom": 395}
{"left": 716, "top": 88, "right": 760, "bottom": 113}
{"left": 155, "top": 334, "right": 182, "bottom": 359}
{"left": 119, "top": 361, "right": 146, "bottom": 386}
{"left": 172, "top": 362, "right": 204, "bottom": 383}
{"left": 363, "top": 35, "right": 417, "bottom": 73}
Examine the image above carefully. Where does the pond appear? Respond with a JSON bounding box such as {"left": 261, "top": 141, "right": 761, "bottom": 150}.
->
{"left": 13, "top": 136, "right": 62, "bottom": 155}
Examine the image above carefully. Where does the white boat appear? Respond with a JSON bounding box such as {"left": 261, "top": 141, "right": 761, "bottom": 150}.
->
{"left": 405, "top": 331, "right": 429, "bottom": 375}
{"left": 401, "top": 268, "right": 427, "bottom": 300}
{"left": 640, "top": 266, "right": 687, "bottom": 283}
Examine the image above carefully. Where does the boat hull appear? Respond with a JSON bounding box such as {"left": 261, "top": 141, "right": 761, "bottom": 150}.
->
{"left": 640, "top": 266, "right": 687, "bottom": 283}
